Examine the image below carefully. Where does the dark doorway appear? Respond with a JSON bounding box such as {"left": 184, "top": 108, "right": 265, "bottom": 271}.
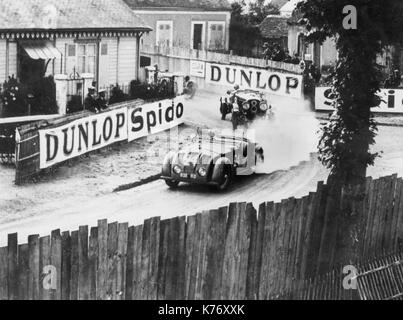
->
{"left": 193, "top": 24, "right": 203, "bottom": 50}
{"left": 18, "top": 49, "right": 46, "bottom": 85}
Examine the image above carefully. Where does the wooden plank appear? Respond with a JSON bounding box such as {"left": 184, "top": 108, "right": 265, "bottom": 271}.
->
{"left": 249, "top": 203, "right": 265, "bottom": 300}
{"left": 0, "top": 247, "right": 8, "bottom": 299}
{"left": 61, "top": 232, "right": 71, "bottom": 300}
{"left": 116, "top": 223, "right": 128, "bottom": 300}
{"left": 149, "top": 217, "right": 160, "bottom": 300}
{"left": 364, "top": 178, "right": 379, "bottom": 257}
{"left": 97, "top": 219, "right": 108, "bottom": 300}
{"left": 205, "top": 207, "right": 227, "bottom": 300}
{"left": 8, "top": 233, "right": 18, "bottom": 300}
{"left": 107, "top": 222, "right": 118, "bottom": 300}
{"left": 391, "top": 179, "right": 403, "bottom": 251}
{"left": 176, "top": 216, "right": 187, "bottom": 300}
{"left": 69, "top": 231, "right": 79, "bottom": 300}
{"left": 78, "top": 226, "right": 89, "bottom": 300}
{"left": 157, "top": 219, "right": 169, "bottom": 300}
{"left": 394, "top": 179, "right": 403, "bottom": 251}
{"left": 50, "top": 230, "right": 62, "bottom": 300}
{"left": 28, "top": 235, "right": 40, "bottom": 300}
{"left": 371, "top": 178, "right": 386, "bottom": 255}
{"left": 195, "top": 212, "right": 210, "bottom": 300}
{"left": 238, "top": 203, "right": 255, "bottom": 300}
{"left": 159, "top": 217, "right": 181, "bottom": 300}
{"left": 39, "top": 236, "right": 51, "bottom": 300}
{"left": 245, "top": 203, "right": 258, "bottom": 300}
{"left": 88, "top": 227, "right": 98, "bottom": 300}
{"left": 380, "top": 175, "right": 397, "bottom": 253}
{"left": 125, "top": 226, "right": 135, "bottom": 300}
{"left": 17, "top": 244, "right": 29, "bottom": 300}
{"left": 131, "top": 225, "right": 143, "bottom": 300}
{"left": 358, "top": 177, "right": 374, "bottom": 257}
{"left": 184, "top": 213, "right": 201, "bottom": 300}
{"left": 259, "top": 202, "right": 276, "bottom": 300}
{"left": 221, "top": 203, "right": 240, "bottom": 299}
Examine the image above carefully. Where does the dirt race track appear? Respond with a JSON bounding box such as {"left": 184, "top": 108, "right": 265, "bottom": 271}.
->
{"left": 1, "top": 90, "right": 403, "bottom": 244}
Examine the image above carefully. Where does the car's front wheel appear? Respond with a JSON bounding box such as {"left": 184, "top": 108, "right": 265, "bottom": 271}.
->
{"left": 165, "top": 179, "right": 180, "bottom": 188}
{"left": 216, "top": 165, "right": 232, "bottom": 191}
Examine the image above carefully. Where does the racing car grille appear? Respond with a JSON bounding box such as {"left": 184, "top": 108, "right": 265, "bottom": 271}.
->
{"left": 183, "top": 166, "right": 195, "bottom": 174}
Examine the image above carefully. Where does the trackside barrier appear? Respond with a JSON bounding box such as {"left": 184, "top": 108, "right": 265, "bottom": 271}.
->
{"left": 0, "top": 174, "right": 402, "bottom": 299}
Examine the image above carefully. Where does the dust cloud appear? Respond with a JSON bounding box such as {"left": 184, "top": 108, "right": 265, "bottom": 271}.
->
{"left": 253, "top": 95, "right": 321, "bottom": 173}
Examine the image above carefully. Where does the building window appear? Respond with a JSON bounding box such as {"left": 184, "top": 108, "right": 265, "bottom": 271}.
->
{"left": 67, "top": 44, "right": 76, "bottom": 57}
{"left": 77, "top": 44, "right": 96, "bottom": 74}
{"left": 207, "top": 22, "right": 225, "bottom": 51}
{"left": 156, "top": 21, "right": 173, "bottom": 47}
{"left": 191, "top": 21, "right": 206, "bottom": 50}
{"left": 101, "top": 43, "right": 108, "bottom": 56}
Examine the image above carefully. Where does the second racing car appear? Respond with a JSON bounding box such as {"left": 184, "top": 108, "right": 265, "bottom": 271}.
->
{"left": 220, "top": 86, "right": 273, "bottom": 129}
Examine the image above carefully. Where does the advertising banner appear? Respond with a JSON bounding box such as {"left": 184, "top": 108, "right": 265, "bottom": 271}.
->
{"left": 39, "top": 108, "right": 128, "bottom": 169}
{"left": 127, "top": 96, "right": 186, "bottom": 142}
{"left": 39, "top": 97, "right": 186, "bottom": 169}
{"left": 205, "top": 63, "right": 303, "bottom": 99}
{"left": 316, "top": 86, "right": 403, "bottom": 114}
{"left": 190, "top": 60, "right": 206, "bottom": 78}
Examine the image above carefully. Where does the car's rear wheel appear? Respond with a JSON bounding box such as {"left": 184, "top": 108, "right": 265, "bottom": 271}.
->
{"left": 165, "top": 179, "right": 180, "bottom": 188}
{"left": 216, "top": 165, "right": 232, "bottom": 191}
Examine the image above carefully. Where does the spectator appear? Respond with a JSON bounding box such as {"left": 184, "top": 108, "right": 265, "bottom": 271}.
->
{"left": 96, "top": 89, "right": 108, "bottom": 111}
{"left": 84, "top": 86, "right": 98, "bottom": 113}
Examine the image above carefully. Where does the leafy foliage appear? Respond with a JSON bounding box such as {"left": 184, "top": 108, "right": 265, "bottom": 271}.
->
{"left": 230, "top": 0, "right": 280, "bottom": 54}
{"left": 298, "top": 0, "right": 403, "bottom": 185}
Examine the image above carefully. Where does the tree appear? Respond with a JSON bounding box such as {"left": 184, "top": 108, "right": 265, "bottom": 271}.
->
{"left": 229, "top": 0, "right": 260, "bottom": 54}
{"left": 297, "top": 0, "right": 403, "bottom": 187}
{"left": 297, "top": 0, "right": 403, "bottom": 271}
{"left": 248, "top": 0, "right": 280, "bottom": 25}
{"left": 229, "top": 0, "right": 280, "bottom": 55}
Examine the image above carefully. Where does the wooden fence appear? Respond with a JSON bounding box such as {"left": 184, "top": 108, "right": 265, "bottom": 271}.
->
{"left": 141, "top": 45, "right": 303, "bottom": 75}
{"left": 273, "top": 251, "right": 403, "bottom": 300}
{"left": 0, "top": 175, "right": 402, "bottom": 300}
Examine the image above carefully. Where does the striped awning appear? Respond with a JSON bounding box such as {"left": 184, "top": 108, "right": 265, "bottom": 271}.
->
{"left": 19, "top": 41, "right": 62, "bottom": 60}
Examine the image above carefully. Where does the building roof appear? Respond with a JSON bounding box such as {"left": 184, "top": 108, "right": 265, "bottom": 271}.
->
{"left": 259, "top": 15, "right": 289, "bottom": 39}
{"left": 269, "top": 0, "right": 290, "bottom": 9}
{"left": 0, "top": 0, "right": 152, "bottom": 32}
{"left": 124, "top": 0, "right": 232, "bottom": 11}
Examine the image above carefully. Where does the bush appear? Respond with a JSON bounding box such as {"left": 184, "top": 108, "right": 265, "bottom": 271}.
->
{"left": 109, "top": 85, "right": 129, "bottom": 105}
{"left": 1, "top": 76, "right": 29, "bottom": 117}
{"left": 0, "top": 75, "right": 57, "bottom": 117}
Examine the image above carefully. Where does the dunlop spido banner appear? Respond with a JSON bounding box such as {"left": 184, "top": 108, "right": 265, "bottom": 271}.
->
{"left": 205, "top": 63, "right": 303, "bottom": 99}
{"left": 315, "top": 87, "right": 403, "bottom": 114}
{"left": 39, "top": 97, "right": 186, "bottom": 169}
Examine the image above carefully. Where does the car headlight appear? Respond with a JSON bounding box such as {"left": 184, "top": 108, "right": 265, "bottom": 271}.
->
{"left": 198, "top": 167, "right": 207, "bottom": 177}
{"left": 260, "top": 103, "right": 268, "bottom": 111}
{"left": 243, "top": 103, "right": 250, "bottom": 110}
{"left": 173, "top": 165, "right": 182, "bottom": 174}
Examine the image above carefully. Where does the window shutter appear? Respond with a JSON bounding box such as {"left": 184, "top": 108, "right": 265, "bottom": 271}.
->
{"left": 65, "top": 44, "right": 77, "bottom": 76}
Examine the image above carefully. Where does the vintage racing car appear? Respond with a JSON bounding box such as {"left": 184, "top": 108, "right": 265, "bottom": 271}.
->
{"left": 161, "top": 131, "right": 264, "bottom": 191}
{"left": 220, "top": 89, "right": 272, "bottom": 122}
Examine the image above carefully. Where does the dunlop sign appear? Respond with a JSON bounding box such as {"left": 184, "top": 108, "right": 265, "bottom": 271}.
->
{"left": 39, "top": 97, "right": 185, "bottom": 169}
{"left": 205, "top": 63, "right": 303, "bottom": 99}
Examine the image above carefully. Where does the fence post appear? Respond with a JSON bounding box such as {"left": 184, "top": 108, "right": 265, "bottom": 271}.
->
{"left": 54, "top": 74, "right": 69, "bottom": 115}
